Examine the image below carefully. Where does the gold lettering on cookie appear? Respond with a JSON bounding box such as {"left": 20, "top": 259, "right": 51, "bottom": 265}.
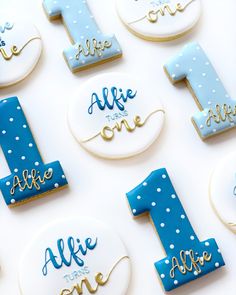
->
{"left": 10, "top": 168, "right": 53, "bottom": 195}
{"left": 101, "top": 115, "right": 144, "bottom": 141}
{"left": 170, "top": 249, "right": 212, "bottom": 278}
{"left": 0, "top": 37, "right": 41, "bottom": 61}
{"left": 147, "top": 0, "right": 195, "bottom": 23}
{"left": 75, "top": 39, "right": 112, "bottom": 60}
{"left": 206, "top": 104, "right": 236, "bottom": 127}
{"left": 128, "top": 0, "right": 194, "bottom": 25}
{"left": 60, "top": 256, "right": 129, "bottom": 295}
{"left": 81, "top": 109, "right": 165, "bottom": 142}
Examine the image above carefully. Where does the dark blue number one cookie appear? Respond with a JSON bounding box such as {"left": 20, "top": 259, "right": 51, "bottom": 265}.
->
{"left": 126, "top": 168, "right": 225, "bottom": 291}
{"left": 0, "top": 97, "right": 68, "bottom": 207}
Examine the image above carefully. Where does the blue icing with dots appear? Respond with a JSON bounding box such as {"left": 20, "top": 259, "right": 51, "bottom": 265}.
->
{"left": 164, "top": 42, "right": 236, "bottom": 140}
{"left": 43, "top": 0, "right": 122, "bottom": 72}
{"left": 126, "top": 168, "right": 225, "bottom": 291}
{"left": 0, "top": 97, "right": 68, "bottom": 206}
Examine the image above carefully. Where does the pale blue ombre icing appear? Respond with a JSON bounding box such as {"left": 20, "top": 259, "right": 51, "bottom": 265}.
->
{"left": 43, "top": 0, "right": 122, "bottom": 72}
{"left": 0, "top": 22, "right": 13, "bottom": 34}
{"left": 126, "top": 168, "right": 225, "bottom": 291}
{"left": 88, "top": 87, "right": 137, "bottom": 114}
{"left": 164, "top": 42, "right": 236, "bottom": 139}
{"left": 0, "top": 97, "right": 68, "bottom": 206}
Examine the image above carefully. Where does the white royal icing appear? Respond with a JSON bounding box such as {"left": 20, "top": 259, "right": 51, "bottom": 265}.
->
{"left": 19, "top": 217, "right": 131, "bottom": 295}
{"left": 67, "top": 73, "right": 165, "bottom": 159}
{"left": 210, "top": 153, "right": 236, "bottom": 233}
{"left": 116, "top": 0, "right": 201, "bottom": 41}
{"left": 0, "top": 16, "right": 42, "bottom": 87}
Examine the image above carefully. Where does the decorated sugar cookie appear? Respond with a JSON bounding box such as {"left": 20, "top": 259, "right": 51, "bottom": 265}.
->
{"left": 116, "top": 0, "right": 201, "bottom": 41}
{"left": 0, "top": 97, "right": 68, "bottom": 207}
{"left": 0, "top": 17, "right": 42, "bottom": 87}
{"left": 43, "top": 0, "right": 122, "bottom": 73}
{"left": 19, "top": 217, "right": 131, "bottom": 295}
{"left": 210, "top": 153, "right": 236, "bottom": 233}
{"left": 164, "top": 42, "right": 236, "bottom": 140}
{"left": 126, "top": 168, "right": 225, "bottom": 291}
{"left": 68, "top": 73, "right": 165, "bottom": 159}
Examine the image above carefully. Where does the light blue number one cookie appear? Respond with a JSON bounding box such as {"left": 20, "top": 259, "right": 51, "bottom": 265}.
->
{"left": 126, "top": 168, "right": 225, "bottom": 291}
{"left": 43, "top": 0, "right": 122, "bottom": 72}
{"left": 0, "top": 97, "right": 68, "bottom": 207}
{"left": 164, "top": 42, "right": 236, "bottom": 140}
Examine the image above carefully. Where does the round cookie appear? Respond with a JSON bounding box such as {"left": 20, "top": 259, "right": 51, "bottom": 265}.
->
{"left": 68, "top": 73, "right": 165, "bottom": 159}
{"left": 19, "top": 217, "right": 131, "bottom": 295}
{"left": 0, "top": 16, "right": 42, "bottom": 87}
{"left": 116, "top": 0, "right": 201, "bottom": 41}
{"left": 210, "top": 153, "right": 236, "bottom": 233}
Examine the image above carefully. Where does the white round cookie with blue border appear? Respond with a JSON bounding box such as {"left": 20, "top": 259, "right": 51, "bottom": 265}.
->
{"left": 116, "top": 0, "right": 201, "bottom": 41}
{"left": 19, "top": 217, "right": 131, "bottom": 295}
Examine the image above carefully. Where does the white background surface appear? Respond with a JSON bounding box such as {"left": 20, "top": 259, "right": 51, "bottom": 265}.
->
{"left": 0, "top": 0, "right": 236, "bottom": 294}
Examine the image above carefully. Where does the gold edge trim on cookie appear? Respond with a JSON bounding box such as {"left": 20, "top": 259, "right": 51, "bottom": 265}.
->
{"left": 63, "top": 52, "right": 122, "bottom": 73}
{"left": 117, "top": 0, "right": 200, "bottom": 42}
{"left": 163, "top": 66, "right": 176, "bottom": 84}
{"left": 0, "top": 39, "right": 43, "bottom": 89}
{"left": 67, "top": 108, "right": 165, "bottom": 160}
{"left": 8, "top": 184, "right": 68, "bottom": 208}
{"left": 186, "top": 80, "right": 203, "bottom": 111}
{"left": 128, "top": 0, "right": 195, "bottom": 25}
{"left": 42, "top": 3, "right": 60, "bottom": 21}
{"left": 125, "top": 194, "right": 171, "bottom": 283}
{"left": 43, "top": 2, "right": 121, "bottom": 58}
{"left": 0, "top": 37, "right": 42, "bottom": 61}
{"left": 123, "top": 21, "right": 197, "bottom": 42}
{"left": 42, "top": 4, "right": 76, "bottom": 47}
{"left": 209, "top": 170, "right": 236, "bottom": 234}
{"left": 163, "top": 67, "right": 203, "bottom": 110}
{"left": 125, "top": 195, "right": 167, "bottom": 253}
{"left": 81, "top": 109, "right": 165, "bottom": 143}
{"left": 164, "top": 65, "right": 206, "bottom": 140}
{"left": 192, "top": 116, "right": 236, "bottom": 141}
{"left": 191, "top": 118, "right": 205, "bottom": 141}
{"left": 60, "top": 256, "right": 130, "bottom": 295}
{"left": 164, "top": 71, "right": 236, "bottom": 140}
{"left": 164, "top": 65, "right": 215, "bottom": 141}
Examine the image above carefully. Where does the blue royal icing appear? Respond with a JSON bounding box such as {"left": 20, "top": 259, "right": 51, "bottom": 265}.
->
{"left": 43, "top": 0, "right": 122, "bottom": 72}
{"left": 126, "top": 168, "right": 225, "bottom": 291}
{"left": 0, "top": 97, "right": 68, "bottom": 206}
{"left": 164, "top": 42, "right": 236, "bottom": 140}
{"left": 87, "top": 86, "right": 137, "bottom": 114}
{"left": 42, "top": 236, "right": 97, "bottom": 276}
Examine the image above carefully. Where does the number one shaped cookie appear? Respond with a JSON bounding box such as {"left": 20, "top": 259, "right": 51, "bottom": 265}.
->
{"left": 126, "top": 168, "right": 224, "bottom": 291}
{"left": 43, "top": 0, "right": 122, "bottom": 72}
{"left": 164, "top": 42, "right": 236, "bottom": 140}
{"left": 0, "top": 97, "right": 68, "bottom": 207}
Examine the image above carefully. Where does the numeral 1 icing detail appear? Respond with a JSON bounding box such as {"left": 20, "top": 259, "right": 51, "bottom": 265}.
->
{"left": 43, "top": 0, "right": 122, "bottom": 72}
{"left": 126, "top": 168, "right": 225, "bottom": 291}
{"left": 164, "top": 42, "right": 236, "bottom": 140}
{"left": 0, "top": 97, "right": 68, "bottom": 207}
